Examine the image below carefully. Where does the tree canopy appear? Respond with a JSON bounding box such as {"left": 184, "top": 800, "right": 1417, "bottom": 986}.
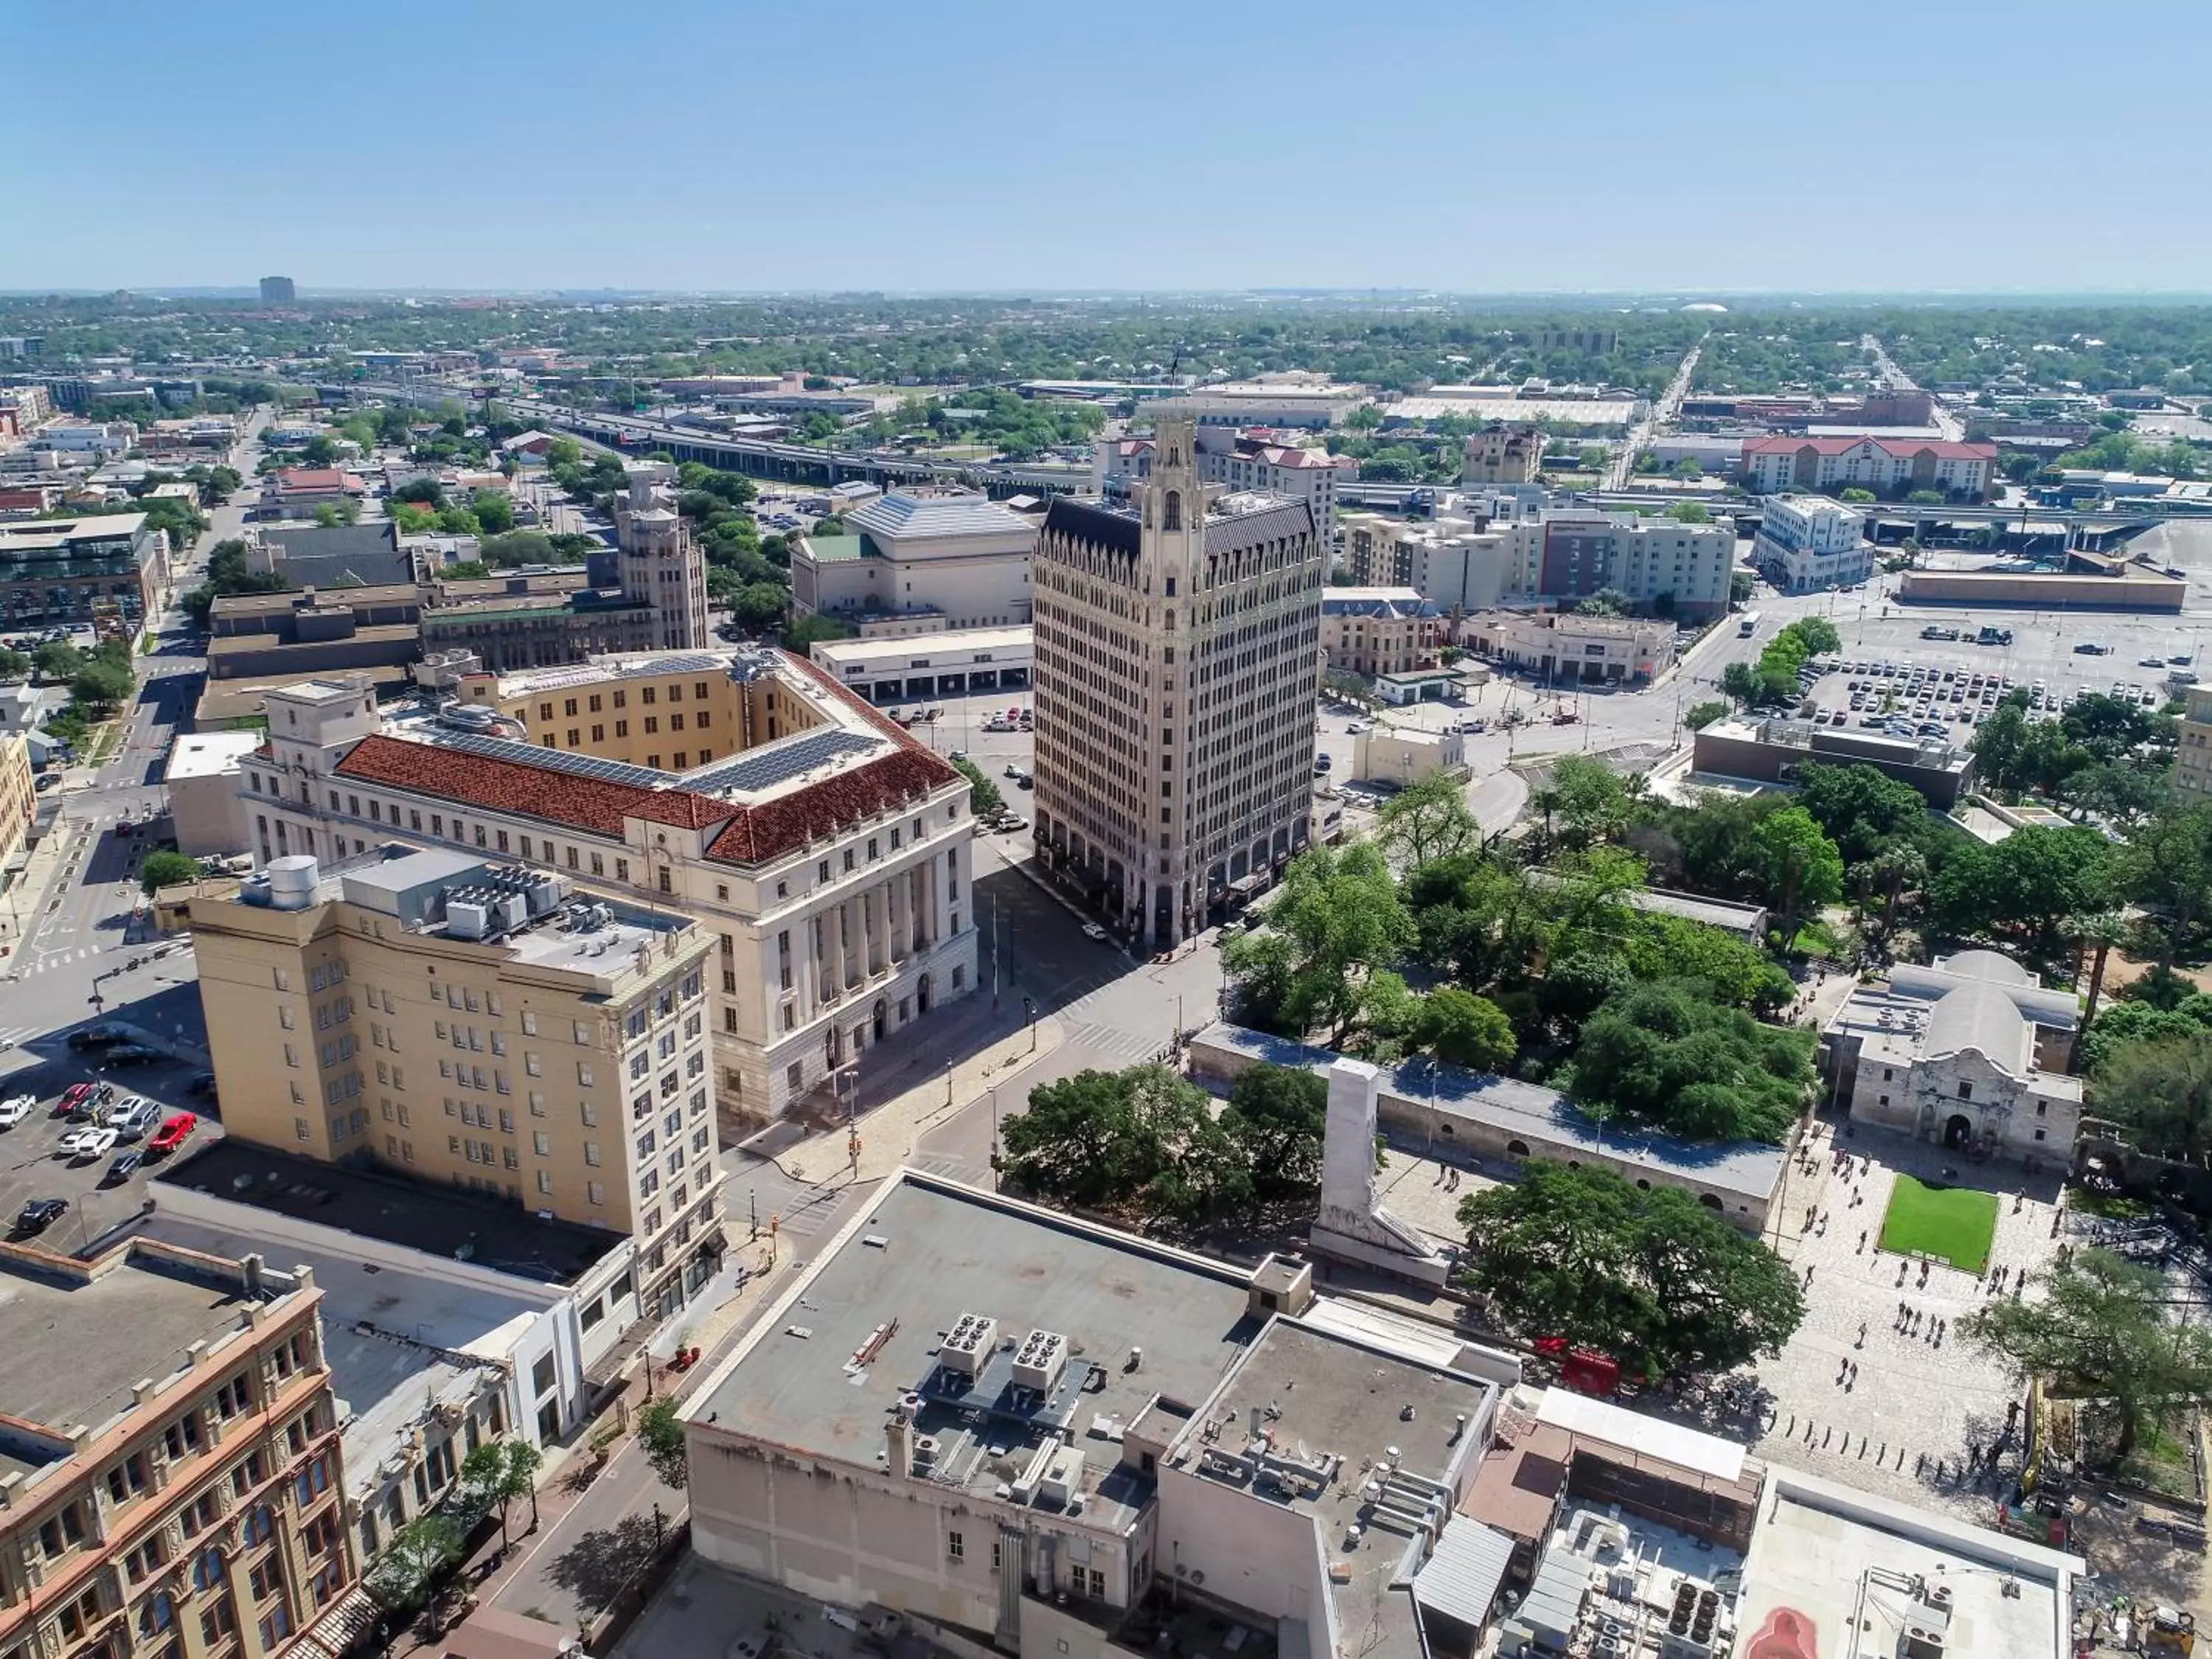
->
{"left": 1563, "top": 979, "right": 1815, "bottom": 1142}
{"left": 1456, "top": 1161, "right": 1805, "bottom": 1379}
{"left": 1964, "top": 1250, "right": 2212, "bottom": 1464}
{"left": 1222, "top": 843, "right": 1414, "bottom": 1048}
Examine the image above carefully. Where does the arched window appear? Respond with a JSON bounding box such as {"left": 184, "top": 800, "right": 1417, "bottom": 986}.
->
{"left": 140, "top": 1592, "right": 174, "bottom": 1635}
{"left": 243, "top": 1505, "right": 274, "bottom": 1546}
{"left": 1699, "top": 1193, "right": 1725, "bottom": 1211}
{"left": 193, "top": 1547, "right": 225, "bottom": 1592}
{"left": 1163, "top": 491, "right": 1182, "bottom": 532}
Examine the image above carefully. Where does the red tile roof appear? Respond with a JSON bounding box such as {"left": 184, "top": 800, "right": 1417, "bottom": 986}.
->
{"left": 330, "top": 653, "right": 966, "bottom": 869}
{"left": 335, "top": 734, "right": 695, "bottom": 836}
{"left": 1740, "top": 436, "right": 1995, "bottom": 460}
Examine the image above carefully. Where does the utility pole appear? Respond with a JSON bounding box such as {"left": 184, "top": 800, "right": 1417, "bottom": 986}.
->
{"left": 992, "top": 895, "right": 1001, "bottom": 1009}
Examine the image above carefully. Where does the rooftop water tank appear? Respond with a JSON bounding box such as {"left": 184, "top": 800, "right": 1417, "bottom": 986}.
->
{"left": 265, "top": 855, "right": 319, "bottom": 911}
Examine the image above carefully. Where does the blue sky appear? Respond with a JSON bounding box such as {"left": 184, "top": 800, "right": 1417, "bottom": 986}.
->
{"left": 6, "top": 0, "right": 2208, "bottom": 294}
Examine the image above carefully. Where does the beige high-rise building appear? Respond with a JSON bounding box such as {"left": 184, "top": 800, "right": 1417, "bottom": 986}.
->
{"left": 0, "top": 1236, "right": 356, "bottom": 1659}
{"left": 2177, "top": 686, "right": 2212, "bottom": 801}
{"left": 0, "top": 731, "right": 33, "bottom": 891}
{"left": 189, "top": 844, "right": 722, "bottom": 1318}
{"left": 1032, "top": 417, "right": 1324, "bottom": 948}
{"left": 1461, "top": 420, "right": 1545, "bottom": 485}
{"left": 235, "top": 648, "right": 976, "bottom": 1125}
{"left": 613, "top": 462, "right": 709, "bottom": 651}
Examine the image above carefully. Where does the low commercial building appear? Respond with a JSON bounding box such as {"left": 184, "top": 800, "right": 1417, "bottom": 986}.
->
{"left": 684, "top": 1171, "right": 1521, "bottom": 1659}
{"left": 810, "top": 624, "right": 1032, "bottom": 703}
{"left": 1352, "top": 724, "right": 1467, "bottom": 787}
{"left": 1896, "top": 567, "right": 2186, "bottom": 613}
{"left": 253, "top": 468, "right": 367, "bottom": 521}
{"left": 0, "top": 1234, "right": 358, "bottom": 1659}
{"left": 238, "top": 649, "right": 978, "bottom": 1124}
{"left": 185, "top": 844, "right": 722, "bottom": 1318}
{"left": 207, "top": 583, "right": 423, "bottom": 686}
{"left": 1320, "top": 588, "right": 1441, "bottom": 678}
{"left": 166, "top": 730, "right": 263, "bottom": 855}
{"left": 147, "top": 1135, "right": 643, "bottom": 1550}
{"left": 1822, "top": 949, "right": 2082, "bottom": 1166}
{"left": 1741, "top": 435, "right": 1997, "bottom": 500}
{"left": 1465, "top": 610, "right": 1674, "bottom": 684}
{"left": 1514, "top": 511, "right": 1738, "bottom": 619}
{"left": 0, "top": 511, "right": 167, "bottom": 637}
{"left": 247, "top": 522, "right": 413, "bottom": 590}
{"left": 791, "top": 490, "right": 1038, "bottom": 633}
{"left": 1751, "top": 494, "right": 1874, "bottom": 594}
{"left": 1192, "top": 1023, "right": 1788, "bottom": 1233}
{"left": 1150, "top": 377, "right": 1368, "bottom": 429}
{"left": 1692, "top": 714, "right": 1976, "bottom": 809}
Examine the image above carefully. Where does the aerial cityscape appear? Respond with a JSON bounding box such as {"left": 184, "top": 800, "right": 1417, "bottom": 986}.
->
{"left": 8, "top": 7, "right": 2212, "bottom": 1659}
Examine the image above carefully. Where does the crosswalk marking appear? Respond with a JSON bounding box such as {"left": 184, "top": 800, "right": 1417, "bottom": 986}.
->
{"left": 910, "top": 1152, "right": 976, "bottom": 1184}
{"left": 1062, "top": 1019, "right": 1173, "bottom": 1068}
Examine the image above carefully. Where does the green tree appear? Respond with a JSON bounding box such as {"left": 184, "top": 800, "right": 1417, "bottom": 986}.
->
{"left": 1412, "top": 986, "right": 1517, "bottom": 1071}
{"left": 364, "top": 1513, "right": 465, "bottom": 1612}
{"left": 441, "top": 560, "right": 492, "bottom": 580}
{"left": 1666, "top": 500, "right": 1711, "bottom": 523}
{"left": 951, "top": 757, "right": 1003, "bottom": 817}
{"left": 2090, "top": 1033, "right": 2212, "bottom": 1160}
{"left": 1375, "top": 771, "right": 1478, "bottom": 869}
{"left": 1719, "top": 661, "right": 1762, "bottom": 707}
{"left": 1930, "top": 825, "right": 2120, "bottom": 953}
{"left": 32, "top": 641, "right": 83, "bottom": 683}
{"left": 72, "top": 656, "right": 136, "bottom": 712}
{"left": 1455, "top": 1162, "right": 1805, "bottom": 1379}
{"left": 1547, "top": 754, "right": 1637, "bottom": 851}
{"left": 782, "top": 613, "right": 852, "bottom": 653}
{"left": 1221, "top": 844, "right": 1413, "bottom": 1047}
{"left": 1683, "top": 700, "right": 1728, "bottom": 731}
{"left": 637, "top": 1398, "right": 689, "bottom": 1490}
{"left": 1220, "top": 1063, "right": 1326, "bottom": 1195}
{"left": 731, "top": 582, "right": 790, "bottom": 632}
{"left": 1565, "top": 980, "right": 1815, "bottom": 1143}
{"left": 1963, "top": 1250, "right": 2212, "bottom": 1466}
{"left": 394, "top": 479, "right": 445, "bottom": 507}
{"left": 2124, "top": 802, "right": 2212, "bottom": 967}
{"left": 471, "top": 490, "right": 515, "bottom": 535}
{"left": 139, "top": 850, "right": 201, "bottom": 894}
{"left": 1574, "top": 587, "right": 1632, "bottom": 617}
{"left": 1792, "top": 761, "right": 1930, "bottom": 866}
{"left": 0, "top": 649, "right": 27, "bottom": 682}
{"left": 477, "top": 529, "right": 560, "bottom": 567}
{"left": 459, "top": 1438, "right": 544, "bottom": 1550}
{"left": 1839, "top": 487, "right": 1876, "bottom": 504}
{"left": 1743, "top": 804, "right": 1844, "bottom": 943}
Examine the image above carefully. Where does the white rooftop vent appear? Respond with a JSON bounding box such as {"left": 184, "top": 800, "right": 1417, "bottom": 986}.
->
{"left": 940, "top": 1312, "right": 997, "bottom": 1379}
{"left": 1012, "top": 1328, "right": 1069, "bottom": 1394}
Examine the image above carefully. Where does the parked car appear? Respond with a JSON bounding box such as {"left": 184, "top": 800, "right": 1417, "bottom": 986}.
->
{"left": 103, "top": 1045, "right": 163, "bottom": 1066}
{"left": 12, "top": 1197, "right": 67, "bottom": 1238}
{"left": 104, "top": 1094, "right": 151, "bottom": 1130}
{"left": 0, "top": 1093, "right": 32, "bottom": 1128}
{"left": 104, "top": 1150, "right": 145, "bottom": 1186}
{"left": 66, "top": 1024, "right": 133, "bottom": 1051}
{"left": 148, "top": 1112, "right": 198, "bottom": 1155}
{"left": 59, "top": 1126, "right": 119, "bottom": 1161}
{"left": 186, "top": 1072, "right": 218, "bottom": 1099}
{"left": 55, "top": 1081, "right": 93, "bottom": 1117}
{"left": 1080, "top": 922, "right": 1110, "bottom": 942}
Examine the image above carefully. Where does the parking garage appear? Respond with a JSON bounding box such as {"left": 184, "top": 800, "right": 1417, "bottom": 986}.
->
{"left": 803, "top": 625, "right": 1032, "bottom": 706}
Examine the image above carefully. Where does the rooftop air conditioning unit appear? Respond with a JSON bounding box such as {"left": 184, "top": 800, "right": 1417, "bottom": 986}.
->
{"left": 447, "top": 899, "right": 492, "bottom": 940}
{"left": 940, "top": 1312, "right": 997, "bottom": 1378}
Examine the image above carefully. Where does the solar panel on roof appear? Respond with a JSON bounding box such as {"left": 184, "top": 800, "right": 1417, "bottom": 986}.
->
{"left": 686, "top": 728, "right": 879, "bottom": 794}
{"left": 429, "top": 730, "right": 669, "bottom": 789}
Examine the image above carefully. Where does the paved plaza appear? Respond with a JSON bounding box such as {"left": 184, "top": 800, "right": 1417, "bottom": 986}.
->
{"left": 1747, "top": 1117, "right": 2067, "bottom": 1517}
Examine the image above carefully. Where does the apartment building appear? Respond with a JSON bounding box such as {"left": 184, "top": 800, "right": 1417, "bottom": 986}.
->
{"left": 1739, "top": 435, "right": 1997, "bottom": 501}
{"left": 611, "top": 462, "right": 709, "bottom": 651}
{"left": 0, "top": 731, "right": 32, "bottom": 883}
{"left": 790, "top": 490, "right": 1037, "bottom": 632}
{"left": 1459, "top": 420, "right": 1544, "bottom": 485}
{"left": 0, "top": 1237, "right": 355, "bottom": 1659}
{"left": 1340, "top": 509, "right": 1509, "bottom": 611}
{"left": 1032, "top": 417, "right": 1324, "bottom": 947}
{"left": 187, "top": 844, "right": 720, "bottom": 1318}
{"left": 1509, "top": 511, "right": 1738, "bottom": 619}
{"left": 235, "top": 650, "right": 975, "bottom": 1123}
{"left": 1752, "top": 494, "right": 1874, "bottom": 594}
{"left": 0, "top": 512, "right": 168, "bottom": 637}
{"left": 1319, "top": 588, "right": 1441, "bottom": 678}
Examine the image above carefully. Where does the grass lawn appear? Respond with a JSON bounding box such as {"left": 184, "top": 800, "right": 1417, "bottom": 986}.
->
{"left": 1879, "top": 1175, "right": 1998, "bottom": 1273}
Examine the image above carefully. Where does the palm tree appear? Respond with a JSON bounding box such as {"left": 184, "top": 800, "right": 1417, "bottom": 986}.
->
{"left": 1869, "top": 844, "right": 1927, "bottom": 938}
{"left": 2065, "top": 910, "right": 2126, "bottom": 1072}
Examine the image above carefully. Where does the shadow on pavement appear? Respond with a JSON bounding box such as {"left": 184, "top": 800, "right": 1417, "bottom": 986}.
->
{"left": 543, "top": 1511, "right": 659, "bottom": 1613}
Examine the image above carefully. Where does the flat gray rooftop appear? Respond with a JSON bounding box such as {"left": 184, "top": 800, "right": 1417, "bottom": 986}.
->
{"left": 154, "top": 1139, "right": 625, "bottom": 1285}
{"left": 695, "top": 1177, "right": 1263, "bottom": 1526}
{"left": 0, "top": 1247, "right": 257, "bottom": 1475}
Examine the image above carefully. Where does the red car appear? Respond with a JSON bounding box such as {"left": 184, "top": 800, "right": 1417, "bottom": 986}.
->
{"left": 55, "top": 1081, "right": 93, "bottom": 1117}
{"left": 147, "top": 1112, "right": 197, "bottom": 1156}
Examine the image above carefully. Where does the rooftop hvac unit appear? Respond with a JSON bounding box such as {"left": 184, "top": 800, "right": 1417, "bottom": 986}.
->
{"left": 1899, "top": 1621, "right": 1947, "bottom": 1659}
{"left": 1012, "top": 1329, "right": 1069, "bottom": 1394}
{"left": 447, "top": 898, "right": 493, "bottom": 940}
{"left": 911, "top": 1435, "right": 940, "bottom": 1468}
{"left": 1040, "top": 1447, "right": 1087, "bottom": 1509}
{"left": 940, "top": 1312, "right": 997, "bottom": 1378}
{"left": 492, "top": 891, "right": 529, "bottom": 933}
{"left": 526, "top": 874, "right": 568, "bottom": 915}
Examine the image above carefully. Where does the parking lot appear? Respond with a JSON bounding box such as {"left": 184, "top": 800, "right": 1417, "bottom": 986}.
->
{"left": 0, "top": 1040, "right": 217, "bottom": 1252}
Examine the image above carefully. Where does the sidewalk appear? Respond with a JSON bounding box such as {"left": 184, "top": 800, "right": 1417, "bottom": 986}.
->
{"left": 0, "top": 804, "right": 88, "bottom": 961}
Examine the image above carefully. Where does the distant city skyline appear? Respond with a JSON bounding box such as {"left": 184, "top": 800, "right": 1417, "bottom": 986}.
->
{"left": 5, "top": 0, "right": 2208, "bottom": 294}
